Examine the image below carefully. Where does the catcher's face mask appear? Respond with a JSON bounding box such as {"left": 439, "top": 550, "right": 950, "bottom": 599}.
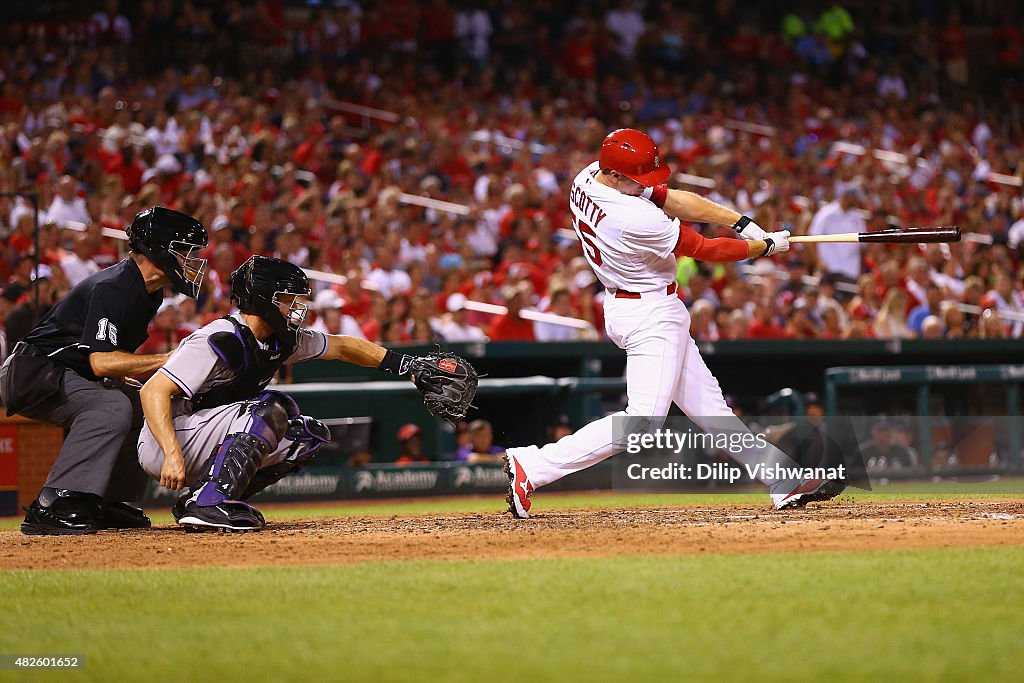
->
{"left": 274, "top": 291, "right": 310, "bottom": 332}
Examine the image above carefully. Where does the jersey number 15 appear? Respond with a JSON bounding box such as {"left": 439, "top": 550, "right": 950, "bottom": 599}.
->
{"left": 572, "top": 216, "right": 603, "bottom": 266}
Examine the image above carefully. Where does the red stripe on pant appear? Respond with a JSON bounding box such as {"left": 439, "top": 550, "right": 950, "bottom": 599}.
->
{"left": 614, "top": 283, "right": 677, "bottom": 299}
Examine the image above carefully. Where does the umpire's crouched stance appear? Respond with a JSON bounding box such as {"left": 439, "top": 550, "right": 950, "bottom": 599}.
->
{"left": 0, "top": 207, "right": 208, "bottom": 535}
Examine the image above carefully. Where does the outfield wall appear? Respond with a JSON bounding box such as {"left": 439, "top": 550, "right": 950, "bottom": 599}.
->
{"left": 143, "top": 461, "right": 613, "bottom": 507}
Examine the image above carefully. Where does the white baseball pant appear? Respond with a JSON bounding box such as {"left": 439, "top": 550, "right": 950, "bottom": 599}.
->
{"left": 509, "top": 289, "right": 797, "bottom": 490}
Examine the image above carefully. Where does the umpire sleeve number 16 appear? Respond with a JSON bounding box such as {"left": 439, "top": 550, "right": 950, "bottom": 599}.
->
{"left": 96, "top": 318, "right": 118, "bottom": 346}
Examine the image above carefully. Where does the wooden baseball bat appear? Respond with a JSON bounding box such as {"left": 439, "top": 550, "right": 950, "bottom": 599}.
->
{"left": 790, "top": 226, "right": 961, "bottom": 244}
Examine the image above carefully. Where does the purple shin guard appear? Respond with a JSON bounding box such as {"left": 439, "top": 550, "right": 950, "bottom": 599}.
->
{"left": 193, "top": 391, "right": 297, "bottom": 507}
{"left": 241, "top": 415, "right": 331, "bottom": 500}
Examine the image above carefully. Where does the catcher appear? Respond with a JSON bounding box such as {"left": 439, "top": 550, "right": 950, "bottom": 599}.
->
{"left": 137, "top": 255, "right": 477, "bottom": 531}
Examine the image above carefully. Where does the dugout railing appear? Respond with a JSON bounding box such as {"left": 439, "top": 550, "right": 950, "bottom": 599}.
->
{"left": 825, "top": 364, "right": 1024, "bottom": 474}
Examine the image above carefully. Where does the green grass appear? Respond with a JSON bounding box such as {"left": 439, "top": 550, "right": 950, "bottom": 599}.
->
{"left": 2, "top": 547, "right": 1022, "bottom": 682}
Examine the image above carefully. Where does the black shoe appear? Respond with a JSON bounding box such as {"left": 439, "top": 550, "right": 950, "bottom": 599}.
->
{"left": 177, "top": 499, "right": 265, "bottom": 532}
{"left": 171, "top": 493, "right": 188, "bottom": 522}
{"left": 21, "top": 490, "right": 100, "bottom": 536}
{"left": 98, "top": 502, "right": 152, "bottom": 529}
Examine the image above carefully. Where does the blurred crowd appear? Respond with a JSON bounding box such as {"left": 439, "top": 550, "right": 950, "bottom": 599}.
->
{"left": 2, "top": 0, "right": 1023, "bottom": 358}
{"left": 393, "top": 418, "right": 510, "bottom": 466}
{"left": 337, "top": 415, "right": 573, "bottom": 466}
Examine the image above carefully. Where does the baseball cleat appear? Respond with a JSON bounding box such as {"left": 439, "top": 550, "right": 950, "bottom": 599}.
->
{"left": 503, "top": 452, "right": 534, "bottom": 519}
{"left": 772, "top": 478, "right": 846, "bottom": 510}
{"left": 177, "top": 500, "right": 265, "bottom": 532}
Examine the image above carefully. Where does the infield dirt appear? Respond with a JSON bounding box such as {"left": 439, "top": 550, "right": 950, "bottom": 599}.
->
{"left": 2, "top": 499, "right": 1023, "bottom": 570}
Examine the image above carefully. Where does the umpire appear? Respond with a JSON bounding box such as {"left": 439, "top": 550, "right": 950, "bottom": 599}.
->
{"left": 0, "top": 206, "right": 208, "bottom": 535}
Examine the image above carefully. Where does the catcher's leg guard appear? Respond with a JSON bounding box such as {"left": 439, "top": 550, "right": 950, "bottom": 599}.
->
{"left": 178, "top": 392, "right": 297, "bottom": 531}
{"left": 242, "top": 415, "right": 331, "bottom": 499}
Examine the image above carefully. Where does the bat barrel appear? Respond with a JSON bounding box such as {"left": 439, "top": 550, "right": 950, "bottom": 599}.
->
{"left": 860, "top": 226, "right": 961, "bottom": 244}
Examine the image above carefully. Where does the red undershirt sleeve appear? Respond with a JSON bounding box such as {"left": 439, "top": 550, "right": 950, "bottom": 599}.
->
{"left": 650, "top": 184, "right": 668, "bottom": 208}
{"left": 673, "top": 225, "right": 750, "bottom": 262}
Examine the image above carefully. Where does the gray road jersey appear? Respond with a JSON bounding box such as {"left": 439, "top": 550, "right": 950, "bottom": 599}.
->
{"left": 158, "top": 313, "right": 328, "bottom": 416}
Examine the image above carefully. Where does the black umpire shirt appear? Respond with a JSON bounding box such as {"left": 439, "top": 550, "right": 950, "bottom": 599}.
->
{"left": 24, "top": 258, "right": 161, "bottom": 382}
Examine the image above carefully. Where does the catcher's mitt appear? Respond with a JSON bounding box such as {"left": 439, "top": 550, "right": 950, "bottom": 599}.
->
{"left": 409, "top": 350, "right": 479, "bottom": 424}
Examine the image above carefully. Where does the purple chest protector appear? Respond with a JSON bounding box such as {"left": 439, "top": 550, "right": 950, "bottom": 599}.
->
{"left": 190, "top": 316, "right": 295, "bottom": 412}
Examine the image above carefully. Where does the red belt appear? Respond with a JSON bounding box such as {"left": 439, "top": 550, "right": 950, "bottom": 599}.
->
{"left": 612, "top": 283, "right": 677, "bottom": 299}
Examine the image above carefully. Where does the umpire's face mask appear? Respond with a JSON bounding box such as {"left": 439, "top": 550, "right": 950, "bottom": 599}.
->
{"left": 168, "top": 241, "right": 208, "bottom": 298}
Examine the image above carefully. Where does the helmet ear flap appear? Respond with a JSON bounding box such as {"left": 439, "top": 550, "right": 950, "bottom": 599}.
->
{"left": 230, "top": 260, "right": 253, "bottom": 310}
{"left": 229, "top": 269, "right": 240, "bottom": 307}
{"left": 125, "top": 210, "right": 153, "bottom": 257}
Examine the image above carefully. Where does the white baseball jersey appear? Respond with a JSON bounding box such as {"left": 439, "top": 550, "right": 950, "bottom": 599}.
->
{"left": 568, "top": 161, "right": 680, "bottom": 291}
{"left": 158, "top": 312, "right": 329, "bottom": 417}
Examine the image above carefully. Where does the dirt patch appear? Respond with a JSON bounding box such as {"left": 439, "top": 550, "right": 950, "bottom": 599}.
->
{"left": 2, "top": 500, "right": 1023, "bottom": 570}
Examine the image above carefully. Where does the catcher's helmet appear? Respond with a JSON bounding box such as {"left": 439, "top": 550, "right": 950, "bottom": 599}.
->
{"left": 599, "top": 128, "right": 671, "bottom": 187}
{"left": 126, "top": 206, "right": 209, "bottom": 298}
{"left": 230, "top": 255, "right": 311, "bottom": 341}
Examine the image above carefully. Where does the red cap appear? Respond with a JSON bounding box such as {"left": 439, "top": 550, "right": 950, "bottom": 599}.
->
{"left": 599, "top": 128, "right": 671, "bottom": 187}
{"left": 398, "top": 423, "right": 422, "bottom": 442}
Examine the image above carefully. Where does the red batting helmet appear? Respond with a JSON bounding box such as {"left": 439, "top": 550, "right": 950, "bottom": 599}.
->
{"left": 599, "top": 128, "right": 671, "bottom": 187}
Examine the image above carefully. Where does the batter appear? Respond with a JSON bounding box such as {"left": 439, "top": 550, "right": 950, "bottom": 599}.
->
{"left": 504, "top": 128, "right": 844, "bottom": 518}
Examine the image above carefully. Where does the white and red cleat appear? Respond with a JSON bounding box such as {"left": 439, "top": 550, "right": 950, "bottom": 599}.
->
{"left": 771, "top": 478, "right": 845, "bottom": 510}
{"left": 503, "top": 452, "right": 534, "bottom": 519}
